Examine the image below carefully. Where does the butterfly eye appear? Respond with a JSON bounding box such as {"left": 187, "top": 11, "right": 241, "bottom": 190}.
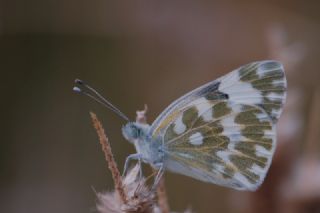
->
{"left": 122, "top": 123, "right": 145, "bottom": 141}
{"left": 122, "top": 123, "right": 137, "bottom": 142}
{"left": 131, "top": 125, "right": 139, "bottom": 137}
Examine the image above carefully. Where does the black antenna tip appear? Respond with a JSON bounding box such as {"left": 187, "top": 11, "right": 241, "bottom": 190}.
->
{"left": 75, "top": 79, "right": 84, "bottom": 85}
{"left": 73, "top": 86, "right": 82, "bottom": 93}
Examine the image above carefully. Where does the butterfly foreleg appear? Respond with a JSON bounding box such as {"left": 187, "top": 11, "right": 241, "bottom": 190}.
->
{"left": 123, "top": 153, "right": 143, "bottom": 178}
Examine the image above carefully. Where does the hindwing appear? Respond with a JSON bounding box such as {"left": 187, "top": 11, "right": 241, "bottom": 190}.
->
{"left": 162, "top": 101, "right": 275, "bottom": 191}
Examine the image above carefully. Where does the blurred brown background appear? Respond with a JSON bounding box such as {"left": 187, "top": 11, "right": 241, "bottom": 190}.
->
{"left": 1, "top": 1, "right": 320, "bottom": 212}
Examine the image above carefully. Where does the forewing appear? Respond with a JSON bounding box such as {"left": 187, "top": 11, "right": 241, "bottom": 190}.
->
{"left": 216, "top": 60, "right": 286, "bottom": 123}
{"left": 150, "top": 60, "right": 286, "bottom": 137}
{"left": 162, "top": 101, "right": 276, "bottom": 191}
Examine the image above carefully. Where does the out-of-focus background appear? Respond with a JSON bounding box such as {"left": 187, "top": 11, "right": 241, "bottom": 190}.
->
{"left": 1, "top": 1, "right": 320, "bottom": 212}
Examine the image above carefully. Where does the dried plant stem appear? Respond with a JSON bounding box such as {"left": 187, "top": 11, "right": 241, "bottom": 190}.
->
{"left": 90, "top": 112, "right": 128, "bottom": 204}
{"left": 305, "top": 87, "right": 320, "bottom": 157}
{"left": 156, "top": 176, "right": 170, "bottom": 213}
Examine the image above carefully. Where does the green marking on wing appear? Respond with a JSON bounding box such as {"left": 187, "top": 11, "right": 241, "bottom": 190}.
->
{"left": 212, "top": 101, "right": 232, "bottom": 118}
{"left": 182, "top": 107, "right": 199, "bottom": 129}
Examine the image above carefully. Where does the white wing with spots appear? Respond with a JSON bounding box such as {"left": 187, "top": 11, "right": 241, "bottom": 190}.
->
{"left": 148, "top": 61, "right": 286, "bottom": 191}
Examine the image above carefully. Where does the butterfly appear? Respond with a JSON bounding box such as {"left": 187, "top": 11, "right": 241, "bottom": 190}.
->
{"left": 74, "top": 60, "right": 287, "bottom": 191}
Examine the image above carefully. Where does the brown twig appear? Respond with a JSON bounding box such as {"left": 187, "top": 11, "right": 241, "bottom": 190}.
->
{"left": 156, "top": 177, "right": 170, "bottom": 213}
{"left": 305, "top": 87, "right": 320, "bottom": 157}
{"left": 90, "top": 112, "right": 128, "bottom": 204}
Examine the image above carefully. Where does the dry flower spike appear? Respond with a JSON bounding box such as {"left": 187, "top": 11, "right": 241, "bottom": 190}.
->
{"left": 90, "top": 112, "right": 128, "bottom": 205}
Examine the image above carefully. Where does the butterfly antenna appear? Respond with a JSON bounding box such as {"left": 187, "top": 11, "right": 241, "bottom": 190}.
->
{"left": 73, "top": 79, "right": 130, "bottom": 121}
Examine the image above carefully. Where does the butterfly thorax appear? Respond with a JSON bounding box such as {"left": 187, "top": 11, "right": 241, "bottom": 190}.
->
{"left": 122, "top": 122, "right": 164, "bottom": 168}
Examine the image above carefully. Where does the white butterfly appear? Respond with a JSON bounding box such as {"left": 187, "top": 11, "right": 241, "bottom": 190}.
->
{"left": 74, "top": 60, "right": 287, "bottom": 191}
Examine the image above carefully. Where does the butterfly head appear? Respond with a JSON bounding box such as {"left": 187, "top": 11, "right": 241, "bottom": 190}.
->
{"left": 122, "top": 122, "right": 150, "bottom": 143}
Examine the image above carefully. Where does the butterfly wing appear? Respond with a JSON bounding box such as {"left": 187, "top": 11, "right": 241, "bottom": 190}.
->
{"left": 150, "top": 60, "right": 286, "bottom": 191}
{"left": 161, "top": 101, "right": 275, "bottom": 191}
{"left": 217, "top": 60, "right": 286, "bottom": 123}
{"left": 150, "top": 60, "right": 286, "bottom": 137}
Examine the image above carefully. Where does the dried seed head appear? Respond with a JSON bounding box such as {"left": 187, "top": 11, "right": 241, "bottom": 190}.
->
{"left": 96, "top": 164, "right": 156, "bottom": 213}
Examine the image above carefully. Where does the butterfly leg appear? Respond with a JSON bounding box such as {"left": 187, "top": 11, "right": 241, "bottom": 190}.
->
{"left": 122, "top": 153, "right": 143, "bottom": 177}
{"left": 151, "top": 163, "right": 164, "bottom": 192}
